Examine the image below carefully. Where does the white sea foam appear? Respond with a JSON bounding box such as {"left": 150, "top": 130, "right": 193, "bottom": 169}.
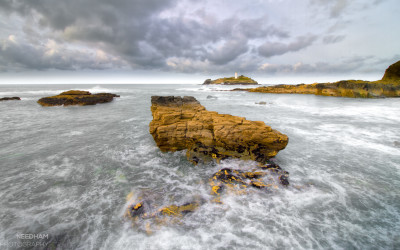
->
{"left": 1, "top": 84, "right": 400, "bottom": 249}
{"left": 63, "top": 131, "right": 84, "bottom": 137}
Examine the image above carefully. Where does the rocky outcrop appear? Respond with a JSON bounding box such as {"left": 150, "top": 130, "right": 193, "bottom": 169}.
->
{"left": 149, "top": 96, "right": 288, "bottom": 164}
{"left": 382, "top": 60, "right": 400, "bottom": 81}
{"left": 235, "top": 61, "right": 400, "bottom": 98}
{"left": 37, "top": 90, "right": 119, "bottom": 106}
{"left": 246, "top": 80, "right": 400, "bottom": 98}
{"left": 0, "top": 97, "right": 20, "bottom": 101}
{"left": 203, "top": 75, "right": 258, "bottom": 85}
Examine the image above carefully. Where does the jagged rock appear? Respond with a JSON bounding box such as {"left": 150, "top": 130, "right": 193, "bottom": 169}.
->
{"left": 125, "top": 196, "right": 204, "bottom": 234}
{"left": 382, "top": 60, "right": 400, "bottom": 81}
{"left": 203, "top": 79, "right": 212, "bottom": 85}
{"left": 209, "top": 162, "right": 290, "bottom": 200}
{"left": 149, "top": 96, "right": 288, "bottom": 164}
{"left": 37, "top": 90, "right": 119, "bottom": 106}
{"left": 0, "top": 97, "right": 20, "bottom": 101}
{"left": 126, "top": 200, "right": 202, "bottom": 220}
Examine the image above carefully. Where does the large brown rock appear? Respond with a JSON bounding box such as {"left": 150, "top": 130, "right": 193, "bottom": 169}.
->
{"left": 149, "top": 96, "right": 288, "bottom": 164}
{"left": 37, "top": 90, "right": 119, "bottom": 106}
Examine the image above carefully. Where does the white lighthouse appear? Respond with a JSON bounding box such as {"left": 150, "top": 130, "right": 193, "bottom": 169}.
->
{"left": 235, "top": 72, "right": 238, "bottom": 79}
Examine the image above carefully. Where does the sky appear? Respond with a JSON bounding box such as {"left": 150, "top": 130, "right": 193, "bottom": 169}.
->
{"left": 0, "top": 0, "right": 399, "bottom": 84}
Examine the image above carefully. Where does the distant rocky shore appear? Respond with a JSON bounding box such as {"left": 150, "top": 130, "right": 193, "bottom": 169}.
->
{"left": 37, "top": 90, "right": 119, "bottom": 106}
{"left": 0, "top": 97, "right": 20, "bottom": 101}
{"left": 234, "top": 60, "right": 400, "bottom": 98}
{"left": 203, "top": 75, "right": 258, "bottom": 85}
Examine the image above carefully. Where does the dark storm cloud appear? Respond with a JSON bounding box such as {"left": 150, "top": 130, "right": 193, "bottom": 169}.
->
{"left": 142, "top": 15, "right": 288, "bottom": 65}
{"left": 208, "top": 37, "right": 249, "bottom": 65}
{"left": 0, "top": 0, "right": 177, "bottom": 70}
{"left": 0, "top": 0, "right": 397, "bottom": 76}
{"left": 258, "top": 35, "right": 316, "bottom": 58}
{"left": 0, "top": 1, "right": 292, "bottom": 72}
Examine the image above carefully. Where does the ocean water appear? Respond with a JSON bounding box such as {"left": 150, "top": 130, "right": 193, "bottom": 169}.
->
{"left": 0, "top": 84, "right": 399, "bottom": 250}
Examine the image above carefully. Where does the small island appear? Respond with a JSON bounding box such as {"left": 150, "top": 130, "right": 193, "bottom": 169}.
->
{"left": 37, "top": 90, "right": 120, "bottom": 106}
{"left": 203, "top": 73, "right": 258, "bottom": 85}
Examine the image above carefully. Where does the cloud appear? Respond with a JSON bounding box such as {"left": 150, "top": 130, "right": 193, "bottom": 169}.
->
{"left": 257, "top": 54, "right": 395, "bottom": 76}
{"left": 0, "top": 0, "right": 396, "bottom": 77}
{"left": 258, "top": 35, "right": 316, "bottom": 58}
{"left": 310, "top": 0, "right": 349, "bottom": 18}
{"left": 0, "top": 1, "right": 293, "bottom": 72}
{"left": 323, "top": 35, "right": 345, "bottom": 44}
{"left": 0, "top": 35, "right": 127, "bottom": 72}
{"left": 208, "top": 37, "right": 249, "bottom": 65}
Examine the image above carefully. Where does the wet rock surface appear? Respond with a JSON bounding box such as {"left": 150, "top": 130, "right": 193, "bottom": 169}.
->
{"left": 37, "top": 90, "right": 120, "bottom": 106}
{"left": 0, "top": 96, "right": 21, "bottom": 101}
{"left": 125, "top": 160, "right": 290, "bottom": 232}
{"left": 209, "top": 160, "right": 290, "bottom": 201}
{"left": 149, "top": 96, "right": 288, "bottom": 164}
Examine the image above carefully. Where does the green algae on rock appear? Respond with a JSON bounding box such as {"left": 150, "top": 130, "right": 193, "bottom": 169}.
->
{"left": 37, "top": 90, "right": 120, "bottom": 106}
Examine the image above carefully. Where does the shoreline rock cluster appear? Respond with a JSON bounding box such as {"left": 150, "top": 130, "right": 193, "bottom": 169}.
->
{"left": 37, "top": 90, "right": 119, "bottom": 106}
{"left": 234, "top": 60, "right": 400, "bottom": 98}
{"left": 149, "top": 96, "right": 288, "bottom": 164}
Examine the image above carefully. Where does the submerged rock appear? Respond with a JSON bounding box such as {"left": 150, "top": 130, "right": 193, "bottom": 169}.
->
{"left": 149, "top": 96, "right": 288, "bottom": 164}
{"left": 209, "top": 161, "right": 290, "bottom": 201}
{"left": 37, "top": 90, "right": 119, "bottom": 106}
{"left": 0, "top": 96, "right": 20, "bottom": 101}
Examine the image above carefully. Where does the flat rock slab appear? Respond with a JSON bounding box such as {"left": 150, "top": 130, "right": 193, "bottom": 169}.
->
{"left": 37, "top": 90, "right": 119, "bottom": 106}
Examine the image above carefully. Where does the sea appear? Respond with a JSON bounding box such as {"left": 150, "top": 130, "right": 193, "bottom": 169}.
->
{"left": 0, "top": 84, "right": 399, "bottom": 250}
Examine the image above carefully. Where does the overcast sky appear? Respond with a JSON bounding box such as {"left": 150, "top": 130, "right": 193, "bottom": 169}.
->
{"left": 0, "top": 0, "right": 399, "bottom": 84}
